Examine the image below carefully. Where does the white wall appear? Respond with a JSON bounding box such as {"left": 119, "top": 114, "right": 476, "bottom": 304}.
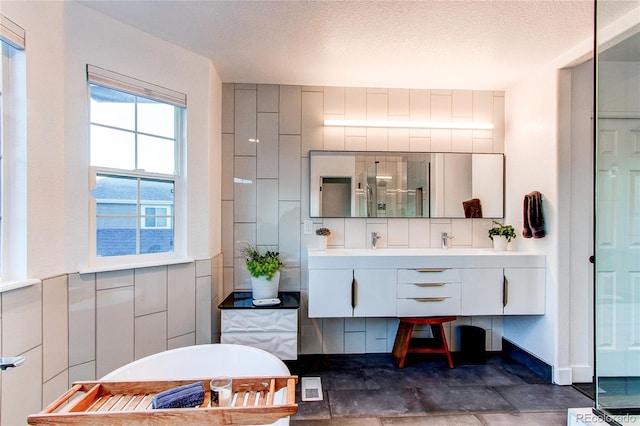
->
{"left": 2, "top": 0, "right": 222, "bottom": 275}
{"left": 0, "top": 2, "right": 223, "bottom": 424}
{"left": 503, "top": 67, "right": 561, "bottom": 379}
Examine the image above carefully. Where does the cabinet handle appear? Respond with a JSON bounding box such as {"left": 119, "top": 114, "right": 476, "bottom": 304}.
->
{"left": 415, "top": 268, "right": 446, "bottom": 273}
{"left": 503, "top": 275, "right": 509, "bottom": 307}
{"left": 351, "top": 275, "right": 357, "bottom": 310}
{"left": 414, "top": 297, "right": 447, "bottom": 302}
{"left": 414, "top": 283, "right": 445, "bottom": 287}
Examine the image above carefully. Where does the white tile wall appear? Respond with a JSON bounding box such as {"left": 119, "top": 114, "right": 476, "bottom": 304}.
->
{"left": 167, "top": 263, "right": 196, "bottom": 339}
{"left": 257, "top": 179, "right": 279, "bottom": 245}
{"left": 168, "top": 332, "right": 195, "bottom": 350}
{"left": 2, "top": 282, "right": 42, "bottom": 356}
{"left": 135, "top": 311, "right": 167, "bottom": 359}
{"left": 96, "top": 269, "right": 133, "bottom": 290}
{"left": 97, "top": 286, "right": 134, "bottom": 378}
{"left": 69, "top": 273, "right": 96, "bottom": 367}
{"left": 134, "top": 266, "right": 167, "bottom": 316}
{"left": 279, "top": 135, "right": 301, "bottom": 200}
{"left": 223, "top": 83, "right": 506, "bottom": 355}
{"left": 2, "top": 345, "right": 42, "bottom": 426}
{"left": 257, "top": 113, "right": 279, "bottom": 178}
{"left": 235, "top": 88, "right": 257, "bottom": 156}
{"left": 258, "top": 84, "right": 279, "bottom": 113}
{"left": 195, "top": 275, "right": 212, "bottom": 344}
{"left": 42, "top": 275, "right": 68, "bottom": 382}
{"left": 0, "top": 257, "right": 216, "bottom": 424}
{"left": 279, "top": 85, "right": 301, "bottom": 135}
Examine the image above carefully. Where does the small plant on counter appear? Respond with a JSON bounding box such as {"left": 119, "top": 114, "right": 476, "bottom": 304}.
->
{"left": 240, "top": 242, "right": 285, "bottom": 281}
{"left": 315, "top": 227, "right": 331, "bottom": 236}
{"left": 488, "top": 220, "right": 517, "bottom": 242}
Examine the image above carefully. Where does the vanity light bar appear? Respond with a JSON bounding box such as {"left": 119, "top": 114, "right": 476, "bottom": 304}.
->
{"left": 324, "top": 119, "right": 494, "bottom": 130}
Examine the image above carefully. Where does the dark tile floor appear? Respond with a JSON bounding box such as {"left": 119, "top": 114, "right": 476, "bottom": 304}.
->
{"left": 284, "top": 353, "right": 593, "bottom": 425}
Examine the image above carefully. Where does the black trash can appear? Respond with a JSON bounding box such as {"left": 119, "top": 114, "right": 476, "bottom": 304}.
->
{"left": 459, "top": 325, "right": 486, "bottom": 364}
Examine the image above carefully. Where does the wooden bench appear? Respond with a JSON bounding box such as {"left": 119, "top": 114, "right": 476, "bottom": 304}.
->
{"left": 392, "top": 317, "right": 456, "bottom": 368}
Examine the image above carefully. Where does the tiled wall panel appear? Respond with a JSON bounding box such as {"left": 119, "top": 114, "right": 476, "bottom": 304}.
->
{"left": 135, "top": 311, "right": 167, "bottom": 359}
{"left": 68, "top": 273, "right": 96, "bottom": 367}
{"left": 96, "top": 286, "right": 134, "bottom": 378}
{"left": 1, "top": 282, "right": 42, "bottom": 356}
{"left": 42, "top": 275, "right": 68, "bottom": 382}
{"left": 168, "top": 263, "right": 196, "bottom": 339}
{"left": 134, "top": 266, "right": 167, "bottom": 316}
{"left": 1, "top": 256, "right": 215, "bottom": 423}
{"left": 225, "top": 83, "right": 506, "bottom": 355}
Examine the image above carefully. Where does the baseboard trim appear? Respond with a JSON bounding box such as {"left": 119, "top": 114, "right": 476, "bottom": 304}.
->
{"left": 502, "top": 338, "right": 553, "bottom": 383}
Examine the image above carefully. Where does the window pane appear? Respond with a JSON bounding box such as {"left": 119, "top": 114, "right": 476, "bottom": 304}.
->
{"left": 97, "top": 202, "right": 137, "bottom": 215}
{"left": 140, "top": 179, "right": 174, "bottom": 203}
{"left": 96, "top": 216, "right": 137, "bottom": 257}
{"left": 90, "top": 125, "right": 135, "bottom": 169}
{"left": 90, "top": 85, "right": 135, "bottom": 130}
{"left": 93, "top": 174, "right": 138, "bottom": 203}
{"left": 138, "top": 134, "right": 175, "bottom": 174}
{"left": 140, "top": 226, "right": 173, "bottom": 254}
{"left": 137, "top": 98, "right": 175, "bottom": 138}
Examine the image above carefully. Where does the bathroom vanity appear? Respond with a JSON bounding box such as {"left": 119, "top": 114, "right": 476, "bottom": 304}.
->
{"left": 307, "top": 249, "right": 545, "bottom": 318}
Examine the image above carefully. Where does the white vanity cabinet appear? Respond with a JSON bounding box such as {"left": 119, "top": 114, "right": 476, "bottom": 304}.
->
{"left": 397, "top": 268, "right": 461, "bottom": 316}
{"left": 308, "top": 269, "right": 353, "bottom": 317}
{"left": 307, "top": 249, "right": 546, "bottom": 318}
{"left": 308, "top": 268, "right": 396, "bottom": 317}
{"left": 503, "top": 268, "right": 546, "bottom": 314}
{"left": 460, "top": 268, "right": 546, "bottom": 315}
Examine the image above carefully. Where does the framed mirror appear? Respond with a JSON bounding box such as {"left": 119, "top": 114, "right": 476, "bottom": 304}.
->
{"left": 309, "top": 151, "right": 504, "bottom": 218}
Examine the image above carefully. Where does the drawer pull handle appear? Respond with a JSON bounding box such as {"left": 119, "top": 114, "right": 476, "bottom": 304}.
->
{"left": 415, "top": 297, "right": 447, "bottom": 302}
{"left": 414, "top": 283, "right": 445, "bottom": 287}
{"left": 415, "top": 268, "right": 446, "bottom": 273}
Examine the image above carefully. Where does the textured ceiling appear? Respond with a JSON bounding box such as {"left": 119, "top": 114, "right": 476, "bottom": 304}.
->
{"left": 79, "top": 0, "right": 639, "bottom": 90}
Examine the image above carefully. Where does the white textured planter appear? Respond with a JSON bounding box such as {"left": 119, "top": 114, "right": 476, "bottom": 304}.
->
{"left": 492, "top": 237, "right": 509, "bottom": 252}
{"left": 317, "top": 235, "right": 328, "bottom": 250}
{"left": 251, "top": 271, "right": 280, "bottom": 299}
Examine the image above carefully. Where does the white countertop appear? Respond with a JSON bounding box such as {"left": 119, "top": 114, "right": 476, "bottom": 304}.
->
{"left": 307, "top": 248, "right": 545, "bottom": 269}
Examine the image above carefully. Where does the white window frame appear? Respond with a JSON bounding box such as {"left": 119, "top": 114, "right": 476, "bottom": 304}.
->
{"left": 87, "top": 66, "right": 186, "bottom": 269}
{"left": 0, "top": 14, "right": 28, "bottom": 288}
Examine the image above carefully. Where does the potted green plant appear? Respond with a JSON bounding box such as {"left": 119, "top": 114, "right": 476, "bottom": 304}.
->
{"left": 240, "top": 242, "right": 285, "bottom": 299}
{"left": 488, "top": 220, "right": 516, "bottom": 251}
{"left": 315, "top": 227, "right": 331, "bottom": 250}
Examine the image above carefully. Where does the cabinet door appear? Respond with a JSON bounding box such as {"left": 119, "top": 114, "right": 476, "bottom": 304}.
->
{"left": 353, "top": 269, "right": 397, "bottom": 317}
{"left": 461, "top": 268, "right": 504, "bottom": 315}
{"left": 503, "top": 268, "right": 545, "bottom": 315}
{"left": 308, "top": 269, "right": 354, "bottom": 317}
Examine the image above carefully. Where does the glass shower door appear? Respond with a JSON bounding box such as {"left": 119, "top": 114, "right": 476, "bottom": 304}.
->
{"left": 594, "top": 1, "right": 640, "bottom": 415}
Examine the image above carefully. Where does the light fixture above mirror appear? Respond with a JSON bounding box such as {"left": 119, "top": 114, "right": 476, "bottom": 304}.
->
{"left": 323, "top": 119, "right": 494, "bottom": 130}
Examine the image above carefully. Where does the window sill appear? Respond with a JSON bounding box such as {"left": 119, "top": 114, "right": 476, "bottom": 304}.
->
{"left": 79, "top": 257, "right": 194, "bottom": 275}
{"left": 0, "top": 278, "right": 41, "bottom": 293}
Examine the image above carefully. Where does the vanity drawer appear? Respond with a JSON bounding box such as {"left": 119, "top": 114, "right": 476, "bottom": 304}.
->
{"left": 397, "top": 294, "right": 461, "bottom": 316}
{"left": 398, "top": 268, "right": 461, "bottom": 284}
{"left": 398, "top": 282, "right": 460, "bottom": 298}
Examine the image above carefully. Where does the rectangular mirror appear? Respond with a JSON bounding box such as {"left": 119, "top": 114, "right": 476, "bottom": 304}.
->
{"left": 309, "top": 151, "right": 504, "bottom": 218}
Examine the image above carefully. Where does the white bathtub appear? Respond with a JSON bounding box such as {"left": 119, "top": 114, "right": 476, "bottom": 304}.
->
{"left": 102, "top": 344, "right": 292, "bottom": 425}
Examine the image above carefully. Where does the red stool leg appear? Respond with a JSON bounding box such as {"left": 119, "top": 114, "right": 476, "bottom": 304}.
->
{"left": 392, "top": 321, "right": 414, "bottom": 368}
{"left": 437, "top": 322, "right": 454, "bottom": 368}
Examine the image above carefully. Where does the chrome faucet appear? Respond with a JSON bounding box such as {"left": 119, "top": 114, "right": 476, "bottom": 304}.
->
{"left": 371, "top": 232, "right": 381, "bottom": 249}
{"left": 441, "top": 232, "right": 453, "bottom": 249}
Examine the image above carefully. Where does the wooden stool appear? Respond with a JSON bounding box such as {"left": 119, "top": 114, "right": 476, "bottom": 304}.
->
{"left": 392, "top": 316, "right": 456, "bottom": 368}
